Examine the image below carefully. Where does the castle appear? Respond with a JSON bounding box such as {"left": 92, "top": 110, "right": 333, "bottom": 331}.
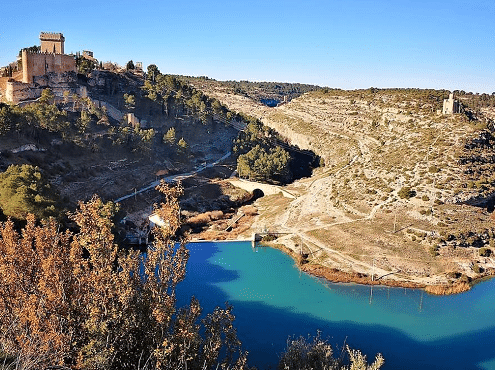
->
{"left": 0, "top": 32, "right": 79, "bottom": 104}
{"left": 442, "top": 93, "right": 460, "bottom": 115}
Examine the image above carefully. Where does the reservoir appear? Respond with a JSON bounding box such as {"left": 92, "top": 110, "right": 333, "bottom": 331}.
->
{"left": 177, "top": 241, "right": 495, "bottom": 370}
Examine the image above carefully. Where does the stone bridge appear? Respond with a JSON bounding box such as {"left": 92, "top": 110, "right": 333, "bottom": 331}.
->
{"left": 228, "top": 178, "right": 295, "bottom": 199}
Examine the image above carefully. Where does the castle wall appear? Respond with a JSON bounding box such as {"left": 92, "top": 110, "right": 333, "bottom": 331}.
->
{"left": 5, "top": 71, "right": 78, "bottom": 104}
{"left": 22, "top": 51, "right": 76, "bottom": 83}
{"left": 5, "top": 80, "right": 42, "bottom": 104}
{"left": 442, "top": 95, "right": 460, "bottom": 115}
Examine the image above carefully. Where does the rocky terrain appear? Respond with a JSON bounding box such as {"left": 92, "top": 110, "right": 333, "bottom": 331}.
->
{"left": 188, "top": 81, "right": 495, "bottom": 292}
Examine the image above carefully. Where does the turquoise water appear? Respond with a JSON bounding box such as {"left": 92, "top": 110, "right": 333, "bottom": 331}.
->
{"left": 176, "top": 241, "right": 495, "bottom": 370}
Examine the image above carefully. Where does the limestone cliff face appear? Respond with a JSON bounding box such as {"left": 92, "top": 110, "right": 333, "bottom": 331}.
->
{"left": 5, "top": 71, "right": 78, "bottom": 104}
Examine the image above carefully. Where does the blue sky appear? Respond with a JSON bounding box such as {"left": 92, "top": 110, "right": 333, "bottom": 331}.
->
{"left": 1, "top": 0, "right": 493, "bottom": 93}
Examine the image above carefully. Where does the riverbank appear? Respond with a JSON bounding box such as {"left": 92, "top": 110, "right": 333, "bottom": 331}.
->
{"left": 186, "top": 203, "right": 495, "bottom": 295}
{"left": 189, "top": 229, "right": 495, "bottom": 295}
{"left": 260, "top": 240, "right": 495, "bottom": 295}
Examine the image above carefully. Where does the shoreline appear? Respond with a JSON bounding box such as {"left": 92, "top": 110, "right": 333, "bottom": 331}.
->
{"left": 188, "top": 236, "right": 495, "bottom": 295}
{"left": 265, "top": 241, "right": 495, "bottom": 295}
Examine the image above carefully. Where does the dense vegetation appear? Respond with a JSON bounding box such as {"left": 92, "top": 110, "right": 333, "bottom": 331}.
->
{"left": 182, "top": 76, "right": 322, "bottom": 105}
{"left": 141, "top": 65, "right": 232, "bottom": 125}
{"left": 233, "top": 120, "right": 292, "bottom": 183}
{"left": 0, "top": 183, "right": 383, "bottom": 370}
{"left": 0, "top": 89, "right": 104, "bottom": 138}
{"left": 140, "top": 66, "right": 318, "bottom": 184}
{"left": 0, "top": 164, "right": 60, "bottom": 220}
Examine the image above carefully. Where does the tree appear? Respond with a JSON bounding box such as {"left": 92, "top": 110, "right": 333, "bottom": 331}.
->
{"left": 76, "top": 55, "right": 96, "bottom": 75}
{"left": 398, "top": 186, "right": 416, "bottom": 199}
{"left": 237, "top": 145, "right": 291, "bottom": 183}
{"left": 76, "top": 110, "right": 91, "bottom": 133}
{"left": 137, "top": 128, "right": 155, "bottom": 151}
{"left": 18, "top": 45, "right": 40, "bottom": 57}
{"left": 123, "top": 93, "right": 136, "bottom": 111}
{"left": 163, "top": 127, "right": 176, "bottom": 145}
{"left": 0, "top": 104, "right": 14, "bottom": 135}
{"left": 0, "top": 164, "right": 59, "bottom": 220}
{"left": 25, "top": 94, "right": 70, "bottom": 133}
{"left": 126, "top": 60, "right": 135, "bottom": 71}
{"left": 0, "top": 183, "right": 247, "bottom": 370}
{"left": 39, "top": 88, "right": 54, "bottom": 104}
{"left": 147, "top": 64, "right": 160, "bottom": 82}
{"left": 177, "top": 137, "right": 189, "bottom": 158}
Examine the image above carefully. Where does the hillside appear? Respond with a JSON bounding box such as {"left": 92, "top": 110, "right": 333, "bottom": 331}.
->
{"left": 0, "top": 69, "right": 322, "bottom": 251}
{"left": 188, "top": 81, "right": 495, "bottom": 291}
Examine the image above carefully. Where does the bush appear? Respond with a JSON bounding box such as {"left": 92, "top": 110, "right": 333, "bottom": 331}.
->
{"left": 429, "top": 245, "right": 440, "bottom": 257}
{"left": 398, "top": 186, "right": 416, "bottom": 199}
{"left": 278, "top": 332, "right": 384, "bottom": 370}
{"left": 479, "top": 247, "right": 492, "bottom": 257}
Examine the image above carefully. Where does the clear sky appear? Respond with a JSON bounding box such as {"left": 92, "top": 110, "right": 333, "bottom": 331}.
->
{"left": 1, "top": 0, "right": 493, "bottom": 93}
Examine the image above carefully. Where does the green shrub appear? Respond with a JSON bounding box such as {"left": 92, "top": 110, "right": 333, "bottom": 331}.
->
{"left": 398, "top": 186, "right": 416, "bottom": 199}
{"left": 479, "top": 247, "right": 492, "bottom": 257}
{"left": 429, "top": 245, "right": 439, "bottom": 257}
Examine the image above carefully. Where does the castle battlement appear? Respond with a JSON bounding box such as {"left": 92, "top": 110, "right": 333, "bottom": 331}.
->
{"left": 39, "top": 32, "right": 65, "bottom": 42}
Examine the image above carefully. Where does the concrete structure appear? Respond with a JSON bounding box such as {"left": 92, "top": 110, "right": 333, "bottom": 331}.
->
{"left": 442, "top": 93, "right": 460, "bottom": 114}
{"left": 40, "top": 32, "right": 65, "bottom": 54}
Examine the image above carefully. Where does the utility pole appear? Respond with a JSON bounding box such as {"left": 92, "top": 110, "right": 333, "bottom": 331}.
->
{"left": 369, "top": 258, "right": 375, "bottom": 305}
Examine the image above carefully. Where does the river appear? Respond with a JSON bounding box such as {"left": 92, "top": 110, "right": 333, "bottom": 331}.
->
{"left": 176, "top": 241, "right": 495, "bottom": 370}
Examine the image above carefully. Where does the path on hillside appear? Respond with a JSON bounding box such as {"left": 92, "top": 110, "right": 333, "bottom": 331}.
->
{"left": 266, "top": 102, "right": 401, "bottom": 280}
{"left": 114, "top": 152, "right": 231, "bottom": 203}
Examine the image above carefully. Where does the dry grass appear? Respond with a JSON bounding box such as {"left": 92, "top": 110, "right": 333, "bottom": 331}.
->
{"left": 425, "top": 282, "right": 471, "bottom": 295}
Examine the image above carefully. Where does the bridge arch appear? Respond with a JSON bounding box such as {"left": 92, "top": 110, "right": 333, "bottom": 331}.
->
{"left": 252, "top": 188, "right": 264, "bottom": 200}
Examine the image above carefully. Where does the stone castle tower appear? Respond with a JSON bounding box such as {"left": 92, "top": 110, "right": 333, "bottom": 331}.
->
{"left": 40, "top": 32, "right": 65, "bottom": 54}
{"left": 442, "top": 93, "right": 460, "bottom": 115}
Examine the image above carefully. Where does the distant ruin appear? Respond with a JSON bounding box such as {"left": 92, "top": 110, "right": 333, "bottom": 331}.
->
{"left": 1, "top": 32, "right": 78, "bottom": 104}
{"left": 442, "top": 93, "right": 460, "bottom": 114}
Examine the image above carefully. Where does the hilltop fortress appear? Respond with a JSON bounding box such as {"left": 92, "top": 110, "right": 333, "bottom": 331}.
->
{"left": 0, "top": 32, "right": 79, "bottom": 104}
